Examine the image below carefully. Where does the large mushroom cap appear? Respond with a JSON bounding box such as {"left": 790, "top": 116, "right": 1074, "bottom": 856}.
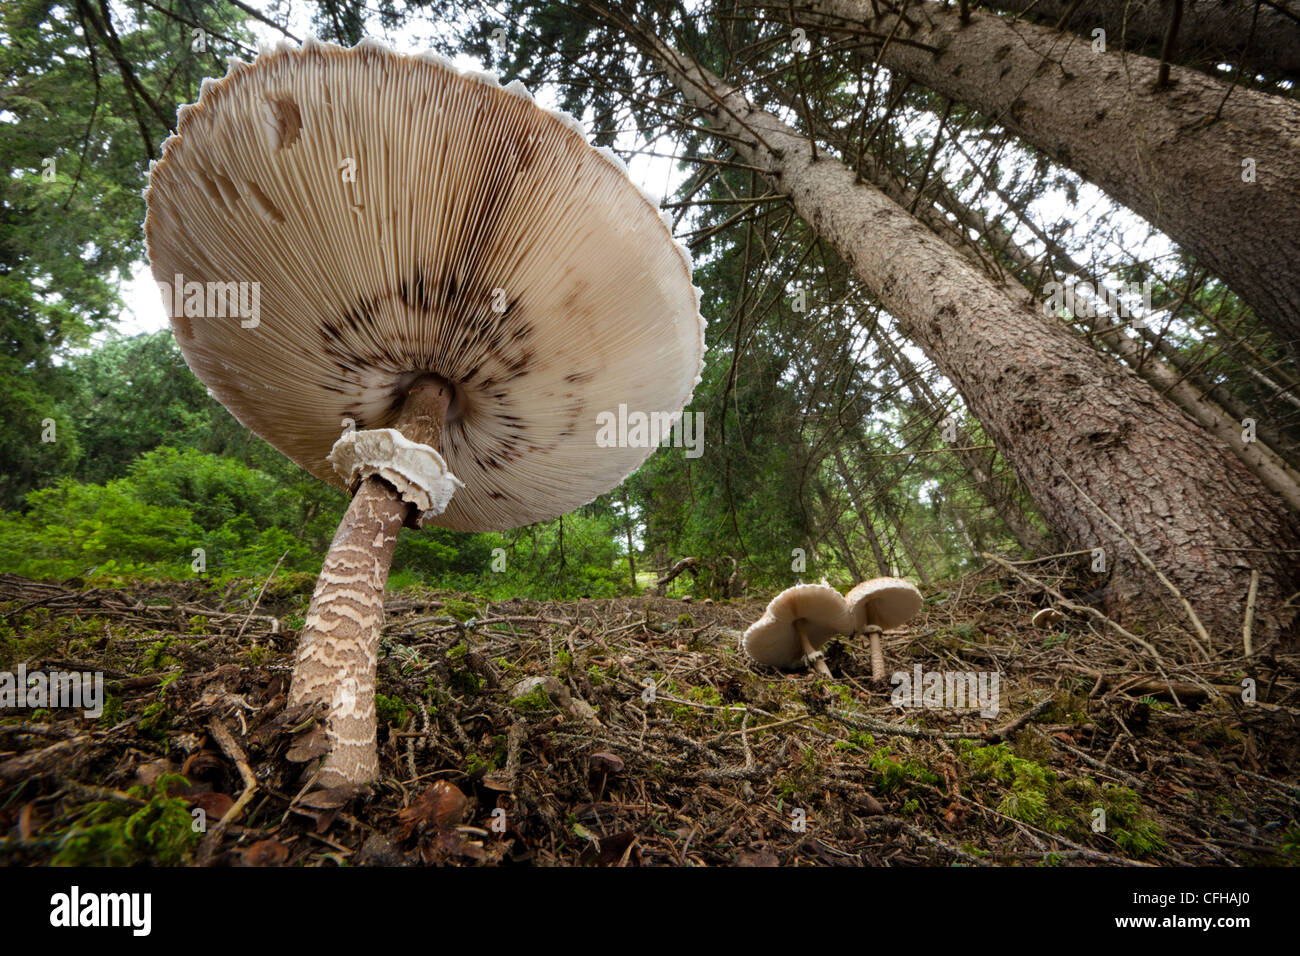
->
{"left": 742, "top": 584, "right": 852, "bottom": 668}
{"left": 845, "top": 577, "right": 924, "bottom": 630}
{"left": 145, "top": 39, "right": 705, "bottom": 531}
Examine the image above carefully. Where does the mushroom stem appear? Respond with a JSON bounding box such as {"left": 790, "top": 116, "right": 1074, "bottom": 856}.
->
{"left": 288, "top": 376, "right": 452, "bottom": 786}
{"left": 795, "top": 618, "right": 833, "bottom": 679}
{"left": 866, "top": 625, "right": 886, "bottom": 682}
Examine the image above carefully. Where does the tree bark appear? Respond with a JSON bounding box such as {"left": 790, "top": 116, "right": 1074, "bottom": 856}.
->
{"left": 622, "top": 488, "right": 638, "bottom": 590}
{"left": 771, "top": 84, "right": 1300, "bottom": 502}
{"left": 833, "top": 449, "right": 891, "bottom": 574}
{"left": 817, "top": 480, "right": 867, "bottom": 580}
{"left": 985, "top": 0, "right": 1300, "bottom": 79}
{"left": 645, "top": 39, "right": 1300, "bottom": 643}
{"left": 868, "top": 317, "right": 1050, "bottom": 552}
{"left": 793, "top": 0, "right": 1300, "bottom": 348}
{"left": 288, "top": 377, "right": 452, "bottom": 786}
{"left": 656, "top": 556, "right": 699, "bottom": 593}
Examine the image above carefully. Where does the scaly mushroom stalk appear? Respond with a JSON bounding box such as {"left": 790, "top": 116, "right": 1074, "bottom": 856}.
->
{"left": 288, "top": 376, "right": 451, "bottom": 787}
{"left": 795, "top": 618, "right": 834, "bottom": 679}
{"left": 865, "top": 623, "right": 885, "bottom": 682}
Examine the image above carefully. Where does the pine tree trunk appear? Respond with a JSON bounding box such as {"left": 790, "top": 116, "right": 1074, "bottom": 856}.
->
{"left": 793, "top": 0, "right": 1300, "bottom": 348}
{"left": 869, "top": 318, "right": 1049, "bottom": 553}
{"left": 818, "top": 482, "right": 867, "bottom": 580}
{"left": 648, "top": 41, "right": 1300, "bottom": 644}
{"left": 833, "top": 449, "right": 891, "bottom": 574}
{"left": 984, "top": 0, "right": 1300, "bottom": 78}
{"left": 775, "top": 86, "right": 1300, "bottom": 503}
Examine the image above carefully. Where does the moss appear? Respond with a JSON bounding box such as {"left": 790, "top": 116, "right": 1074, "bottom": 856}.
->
{"left": 442, "top": 600, "right": 478, "bottom": 622}
{"left": 52, "top": 773, "right": 200, "bottom": 866}
{"left": 465, "top": 752, "right": 495, "bottom": 774}
{"left": 446, "top": 642, "right": 468, "bottom": 660}
{"left": 491, "top": 655, "right": 525, "bottom": 680}
{"left": 554, "top": 649, "right": 573, "bottom": 674}
{"left": 1043, "top": 691, "right": 1089, "bottom": 725}
{"left": 1068, "top": 779, "right": 1166, "bottom": 855}
{"left": 688, "top": 684, "right": 723, "bottom": 707}
{"left": 1280, "top": 822, "right": 1300, "bottom": 863}
{"left": 96, "top": 695, "right": 124, "bottom": 727}
{"left": 949, "top": 622, "right": 976, "bottom": 642}
{"left": 142, "top": 636, "right": 179, "bottom": 671}
{"left": 185, "top": 615, "right": 209, "bottom": 636}
{"left": 508, "top": 684, "right": 555, "bottom": 714}
{"left": 868, "top": 743, "right": 940, "bottom": 794}
{"left": 834, "top": 730, "right": 875, "bottom": 753}
{"left": 139, "top": 701, "right": 170, "bottom": 741}
{"left": 960, "top": 742, "right": 1068, "bottom": 828}
{"left": 245, "top": 645, "right": 268, "bottom": 665}
{"left": 822, "top": 683, "right": 856, "bottom": 708}
{"left": 263, "top": 571, "right": 317, "bottom": 599}
{"left": 969, "top": 771, "right": 1169, "bottom": 857}
{"left": 448, "top": 668, "right": 483, "bottom": 696}
{"left": 375, "top": 694, "right": 409, "bottom": 726}
{"left": 677, "top": 613, "right": 694, "bottom": 628}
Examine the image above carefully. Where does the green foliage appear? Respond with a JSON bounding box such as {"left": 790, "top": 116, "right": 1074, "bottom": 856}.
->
{"left": 0, "top": 447, "right": 326, "bottom": 582}
{"left": 52, "top": 773, "right": 199, "bottom": 866}
{"left": 374, "top": 694, "right": 409, "bottom": 726}
{"left": 0, "top": 2, "right": 255, "bottom": 507}
{"left": 508, "top": 684, "right": 555, "bottom": 714}
{"left": 0, "top": 475, "right": 202, "bottom": 580}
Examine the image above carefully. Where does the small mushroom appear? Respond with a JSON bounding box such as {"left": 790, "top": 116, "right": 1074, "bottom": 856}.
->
{"left": 1032, "top": 607, "right": 1064, "bottom": 629}
{"left": 144, "top": 41, "right": 705, "bottom": 785}
{"left": 742, "top": 584, "right": 852, "bottom": 679}
{"left": 845, "top": 577, "right": 924, "bottom": 682}
{"left": 589, "top": 751, "right": 624, "bottom": 800}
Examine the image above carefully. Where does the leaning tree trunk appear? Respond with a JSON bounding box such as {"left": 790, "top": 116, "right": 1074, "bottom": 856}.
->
{"left": 818, "top": 482, "right": 867, "bottom": 581}
{"left": 865, "top": 315, "right": 1049, "bottom": 554}
{"left": 771, "top": 84, "right": 1300, "bottom": 505}
{"left": 985, "top": 0, "right": 1300, "bottom": 79}
{"left": 639, "top": 36, "right": 1300, "bottom": 643}
{"left": 833, "top": 449, "right": 891, "bottom": 574}
{"left": 791, "top": 0, "right": 1300, "bottom": 350}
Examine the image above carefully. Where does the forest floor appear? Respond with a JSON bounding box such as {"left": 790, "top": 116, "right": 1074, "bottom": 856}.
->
{"left": 1, "top": 563, "right": 1297, "bottom": 867}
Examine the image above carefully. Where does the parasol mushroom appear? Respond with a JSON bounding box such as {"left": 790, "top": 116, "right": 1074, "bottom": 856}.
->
{"left": 144, "top": 39, "right": 705, "bottom": 785}
{"left": 845, "top": 577, "right": 924, "bottom": 682}
{"left": 1032, "top": 607, "right": 1064, "bottom": 629}
{"left": 742, "top": 583, "right": 852, "bottom": 679}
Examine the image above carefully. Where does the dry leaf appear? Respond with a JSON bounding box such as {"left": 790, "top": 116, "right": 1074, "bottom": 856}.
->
{"left": 285, "top": 724, "right": 330, "bottom": 762}
{"left": 242, "top": 839, "right": 289, "bottom": 867}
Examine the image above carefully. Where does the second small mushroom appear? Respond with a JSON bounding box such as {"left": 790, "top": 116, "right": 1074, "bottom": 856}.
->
{"left": 845, "top": 577, "right": 924, "bottom": 682}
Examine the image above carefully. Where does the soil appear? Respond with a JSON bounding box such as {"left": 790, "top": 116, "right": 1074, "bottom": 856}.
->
{"left": 1, "top": 563, "right": 1296, "bottom": 867}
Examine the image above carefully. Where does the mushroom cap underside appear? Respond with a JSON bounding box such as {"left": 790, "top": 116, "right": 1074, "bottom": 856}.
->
{"left": 743, "top": 583, "right": 852, "bottom": 666}
{"left": 845, "top": 577, "right": 924, "bottom": 630}
{"left": 145, "top": 39, "right": 706, "bottom": 532}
